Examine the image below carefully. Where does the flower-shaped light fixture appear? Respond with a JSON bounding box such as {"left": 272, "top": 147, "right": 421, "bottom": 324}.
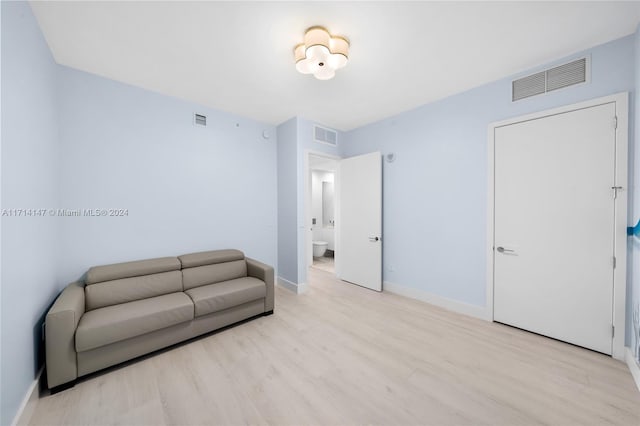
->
{"left": 294, "top": 26, "right": 349, "bottom": 80}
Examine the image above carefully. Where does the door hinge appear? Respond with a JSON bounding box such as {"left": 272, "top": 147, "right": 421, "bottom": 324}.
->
{"left": 612, "top": 325, "right": 615, "bottom": 338}
{"left": 613, "top": 116, "right": 618, "bottom": 129}
{"left": 612, "top": 186, "right": 623, "bottom": 199}
{"left": 613, "top": 256, "right": 617, "bottom": 268}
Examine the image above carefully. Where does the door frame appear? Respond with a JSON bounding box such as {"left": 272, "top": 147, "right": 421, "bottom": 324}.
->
{"left": 486, "top": 92, "right": 628, "bottom": 360}
{"left": 304, "top": 150, "right": 342, "bottom": 275}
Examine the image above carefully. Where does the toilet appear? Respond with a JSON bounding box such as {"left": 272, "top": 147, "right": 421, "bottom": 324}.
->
{"left": 312, "top": 241, "right": 328, "bottom": 258}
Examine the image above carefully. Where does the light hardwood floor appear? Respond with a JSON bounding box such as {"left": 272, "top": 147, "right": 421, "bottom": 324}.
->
{"left": 27, "top": 267, "right": 640, "bottom": 425}
{"left": 311, "top": 256, "right": 335, "bottom": 274}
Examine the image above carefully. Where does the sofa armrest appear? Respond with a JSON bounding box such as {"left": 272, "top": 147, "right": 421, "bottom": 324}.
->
{"left": 246, "top": 257, "right": 274, "bottom": 312}
{"left": 45, "top": 281, "right": 85, "bottom": 388}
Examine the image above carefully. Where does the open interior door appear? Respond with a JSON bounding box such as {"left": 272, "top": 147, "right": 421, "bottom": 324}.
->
{"left": 338, "top": 152, "right": 382, "bottom": 291}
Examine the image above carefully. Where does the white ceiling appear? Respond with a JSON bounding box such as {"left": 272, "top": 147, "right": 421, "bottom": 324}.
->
{"left": 30, "top": 1, "right": 640, "bottom": 131}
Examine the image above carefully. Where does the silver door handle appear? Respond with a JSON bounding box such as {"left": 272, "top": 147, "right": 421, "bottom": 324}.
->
{"left": 496, "top": 246, "right": 515, "bottom": 253}
{"left": 369, "top": 236, "right": 380, "bottom": 242}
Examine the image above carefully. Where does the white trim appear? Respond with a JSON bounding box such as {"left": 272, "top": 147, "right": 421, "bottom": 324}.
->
{"left": 486, "top": 123, "right": 495, "bottom": 322}
{"left": 11, "top": 367, "right": 43, "bottom": 426}
{"left": 277, "top": 276, "right": 308, "bottom": 294}
{"left": 487, "top": 92, "right": 629, "bottom": 361}
{"left": 625, "top": 347, "right": 640, "bottom": 392}
{"left": 305, "top": 153, "right": 312, "bottom": 270}
{"left": 612, "top": 93, "right": 629, "bottom": 360}
{"left": 384, "top": 281, "right": 491, "bottom": 321}
{"left": 491, "top": 92, "right": 626, "bottom": 128}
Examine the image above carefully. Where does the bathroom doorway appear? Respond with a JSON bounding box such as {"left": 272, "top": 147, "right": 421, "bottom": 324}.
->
{"left": 306, "top": 152, "right": 340, "bottom": 276}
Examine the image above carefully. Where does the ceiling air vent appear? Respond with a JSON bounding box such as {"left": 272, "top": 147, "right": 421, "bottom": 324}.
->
{"left": 512, "top": 57, "right": 588, "bottom": 101}
{"left": 194, "top": 113, "right": 207, "bottom": 126}
{"left": 314, "top": 125, "right": 338, "bottom": 146}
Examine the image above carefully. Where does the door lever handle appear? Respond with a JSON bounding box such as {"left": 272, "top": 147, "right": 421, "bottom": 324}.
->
{"left": 496, "top": 246, "right": 515, "bottom": 253}
{"left": 369, "top": 236, "right": 380, "bottom": 242}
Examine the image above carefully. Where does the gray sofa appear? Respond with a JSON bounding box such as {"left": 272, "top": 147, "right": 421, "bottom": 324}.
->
{"left": 45, "top": 249, "right": 274, "bottom": 390}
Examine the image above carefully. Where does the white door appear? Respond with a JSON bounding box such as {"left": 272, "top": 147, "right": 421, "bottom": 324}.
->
{"left": 493, "top": 102, "right": 616, "bottom": 355}
{"left": 339, "top": 152, "right": 382, "bottom": 291}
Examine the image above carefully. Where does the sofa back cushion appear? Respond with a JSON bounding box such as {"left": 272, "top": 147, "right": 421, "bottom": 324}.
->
{"left": 178, "top": 249, "right": 245, "bottom": 268}
{"left": 179, "top": 249, "right": 247, "bottom": 290}
{"left": 85, "top": 257, "right": 182, "bottom": 311}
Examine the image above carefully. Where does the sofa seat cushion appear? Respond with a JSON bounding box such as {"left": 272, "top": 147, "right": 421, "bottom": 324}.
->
{"left": 185, "top": 277, "right": 266, "bottom": 317}
{"left": 75, "top": 292, "right": 194, "bottom": 352}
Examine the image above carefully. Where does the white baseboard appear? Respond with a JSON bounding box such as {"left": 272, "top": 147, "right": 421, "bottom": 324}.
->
{"left": 277, "top": 277, "right": 308, "bottom": 294}
{"left": 383, "top": 281, "right": 491, "bottom": 321}
{"left": 11, "top": 367, "right": 43, "bottom": 426}
{"left": 625, "top": 347, "right": 640, "bottom": 392}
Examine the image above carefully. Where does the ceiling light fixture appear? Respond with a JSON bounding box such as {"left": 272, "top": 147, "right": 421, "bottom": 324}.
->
{"left": 294, "top": 26, "right": 349, "bottom": 80}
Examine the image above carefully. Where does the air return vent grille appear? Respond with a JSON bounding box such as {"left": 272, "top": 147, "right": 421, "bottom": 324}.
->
{"left": 314, "top": 125, "right": 338, "bottom": 146}
{"left": 194, "top": 113, "right": 207, "bottom": 126}
{"left": 546, "top": 58, "right": 587, "bottom": 91}
{"left": 512, "top": 58, "right": 588, "bottom": 101}
{"left": 512, "top": 71, "right": 546, "bottom": 101}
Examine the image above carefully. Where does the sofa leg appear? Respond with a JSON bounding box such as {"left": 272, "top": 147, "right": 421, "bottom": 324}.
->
{"left": 263, "top": 310, "right": 274, "bottom": 316}
{"left": 50, "top": 380, "right": 76, "bottom": 395}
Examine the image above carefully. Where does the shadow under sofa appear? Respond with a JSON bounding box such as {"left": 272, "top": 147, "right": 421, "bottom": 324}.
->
{"left": 45, "top": 249, "right": 274, "bottom": 390}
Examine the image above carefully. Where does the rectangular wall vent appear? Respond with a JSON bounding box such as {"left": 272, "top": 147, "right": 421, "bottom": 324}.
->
{"left": 314, "top": 125, "right": 338, "bottom": 146}
{"left": 194, "top": 113, "right": 207, "bottom": 126}
{"left": 512, "top": 71, "right": 546, "bottom": 101}
{"left": 546, "top": 58, "right": 587, "bottom": 92}
{"left": 512, "top": 57, "right": 588, "bottom": 101}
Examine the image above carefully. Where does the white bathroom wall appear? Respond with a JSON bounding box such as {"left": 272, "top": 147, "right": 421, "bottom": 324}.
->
{"left": 322, "top": 227, "right": 335, "bottom": 251}
{"left": 311, "top": 170, "right": 335, "bottom": 251}
{"left": 322, "top": 172, "right": 335, "bottom": 251}
{"left": 311, "top": 171, "right": 322, "bottom": 242}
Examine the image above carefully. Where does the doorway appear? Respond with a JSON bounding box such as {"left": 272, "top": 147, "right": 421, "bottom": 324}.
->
{"left": 487, "top": 93, "right": 628, "bottom": 359}
{"left": 308, "top": 154, "right": 338, "bottom": 274}
{"left": 304, "top": 151, "right": 383, "bottom": 292}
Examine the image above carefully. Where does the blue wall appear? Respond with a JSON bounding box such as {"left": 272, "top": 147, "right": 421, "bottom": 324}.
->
{"left": 343, "top": 35, "right": 636, "bottom": 309}
{"left": 1, "top": 5, "right": 278, "bottom": 424}
{"left": 56, "top": 66, "right": 277, "bottom": 282}
{"left": 1, "top": 2, "right": 61, "bottom": 424}
{"left": 277, "top": 118, "right": 299, "bottom": 284}
{"left": 276, "top": 117, "right": 342, "bottom": 287}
